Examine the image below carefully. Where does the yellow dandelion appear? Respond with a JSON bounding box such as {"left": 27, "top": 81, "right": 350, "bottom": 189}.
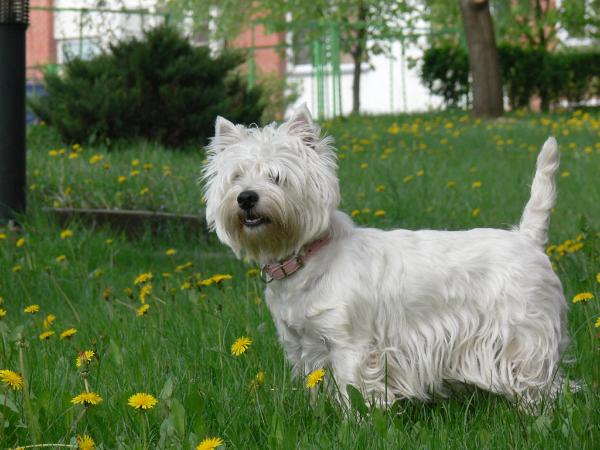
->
{"left": 131, "top": 159, "right": 140, "bottom": 166}
{"left": 447, "top": 181, "right": 456, "bottom": 188}
{"left": 0, "top": 232, "right": 6, "bottom": 240}
{"left": 388, "top": 123, "right": 400, "bottom": 134}
{"left": 361, "top": 207, "right": 371, "bottom": 214}
{"left": 140, "top": 187, "right": 150, "bottom": 195}
{"left": 472, "top": 181, "right": 482, "bottom": 188}
{"left": 360, "top": 163, "right": 368, "bottom": 169}
{"left": 16, "top": 237, "right": 25, "bottom": 247}
{"left": 24, "top": 304, "right": 40, "bottom": 314}
{"left": 130, "top": 170, "right": 140, "bottom": 177}
{"left": 11, "top": 264, "right": 22, "bottom": 272}
{"left": 68, "top": 153, "right": 79, "bottom": 160}
{"left": 211, "top": 274, "right": 232, "bottom": 284}
{"left": 39, "top": 331, "right": 55, "bottom": 340}
{"left": 0, "top": 369, "right": 24, "bottom": 390}
{"left": 231, "top": 336, "right": 252, "bottom": 356}
{"left": 472, "top": 207, "right": 480, "bottom": 218}
{"left": 246, "top": 268, "right": 259, "bottom": 277}
{"left": 137, "top": 304, "right": 150, "bottom": 316}
{"left": 165, "top": 248, "right": 177, "bottom": 256}
{"left": 595, "top": 317, "right": 600, "bottom": 328}
{"left": 43, "top": 313, "right": 56, "bottom": 329}
{"left": 77, "top": 434, "right": 95, "bottom": 450}
{"left": 71, "top": 391, "right": 103, "bottom": 406}
{"left": 306, "top": 368, "right": 326, "bottom": 388}
{"left": 105, "top": 238, "right": 114, "bottom": 246}
{"left": 375, "top": 184, "right": 385, "bottom": 192}
{"left": 134, "top": 272, "right": 153, "bottom": 285}
{"left": 60, "top": 328, "right": 78, "bottom": 339}
{"left": 60, "top": 229, "right": 73, "bottom": 239}
{"left": 128, "top": 392, "right": 158, "bottom": 410}
{"left": 560, "top": 171, "right": 570, "bottom": 178}
{"left": 75, "top": 350, "right": 95, "bottom": 368}
{"left": 572, "top": 292, "right": 594, "bottom": 304}
{"left": 118, "top": 175, "right": 127, "bottom": 184}
{"left": 374, "top": 210, "right": 386, "bottom": 217}
{"left": 89, "top": 154, "right": 104, "bottom": 164}
{"left": 56, "top": 254, "right": 66, "bottom": 263}
{"left": 196, "top": 437, "right": 224, "bottom": 450}
{"left": 351, "top": 210, "right": 360, "bottom": 217}
{"left": 0, "top": 308, "right": 6, "bottom": 319}
{"left": 416, "top": 169, "right": 425, "bottom": 177}
{"left": 139, "top": 283, "right": 152, "bottom": 303}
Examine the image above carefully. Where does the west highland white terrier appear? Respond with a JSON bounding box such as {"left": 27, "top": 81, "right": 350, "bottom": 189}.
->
{"left": 202, "top": 104, "right": 569, "bottom": 407}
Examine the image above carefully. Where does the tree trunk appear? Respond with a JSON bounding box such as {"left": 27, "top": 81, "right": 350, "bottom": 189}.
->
{"left": 351, "top": 3, "right": 368, "bottom": 114}
{"left": 459, "top": 0, "right": 503, "bottom": 118}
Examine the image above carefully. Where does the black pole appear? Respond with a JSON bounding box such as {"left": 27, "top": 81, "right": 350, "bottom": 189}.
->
{"left": 0, "top": 1, "right": 29, "bottom": 221}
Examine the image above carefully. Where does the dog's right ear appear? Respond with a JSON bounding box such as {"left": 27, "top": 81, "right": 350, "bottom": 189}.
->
{"left": 211, "top": 116, "right": 244, "bottom": 152}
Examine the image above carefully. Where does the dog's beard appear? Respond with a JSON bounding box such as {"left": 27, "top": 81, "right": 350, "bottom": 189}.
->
{"left": 216, "top": 190, "right": 306, "bottom": 262}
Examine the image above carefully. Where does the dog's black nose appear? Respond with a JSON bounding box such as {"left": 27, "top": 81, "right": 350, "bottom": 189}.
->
{"left": 237, "top": 190, "right": 259, "bottom": 211}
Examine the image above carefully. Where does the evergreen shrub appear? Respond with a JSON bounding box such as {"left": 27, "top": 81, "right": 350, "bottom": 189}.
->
{"left": 30, "top": 27, "right": 266, "bottom": 148}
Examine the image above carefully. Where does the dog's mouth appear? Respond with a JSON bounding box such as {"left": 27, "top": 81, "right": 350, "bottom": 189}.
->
{"left": 241, "top": 213, "right": 271, "bottom": 228}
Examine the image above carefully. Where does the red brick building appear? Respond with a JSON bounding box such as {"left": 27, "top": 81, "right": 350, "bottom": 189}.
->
{"left": 27, "top": 0, "right": 55, "bottom": 81}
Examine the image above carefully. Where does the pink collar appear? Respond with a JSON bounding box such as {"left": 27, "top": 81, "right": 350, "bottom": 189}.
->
{"left": 260, "top": 234, "right": 332, "bottom": 283}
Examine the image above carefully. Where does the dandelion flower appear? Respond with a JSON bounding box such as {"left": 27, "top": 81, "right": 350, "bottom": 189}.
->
{"left": 231, "top": 336, "right": 252, "bottom": 356}
{"left": 39, "top": 331, "right": 55, "bottom": 340}
{"left": 250, "top": 371, "right": 266, "bottom": 390}
{"left": 136, "top": 304, "right": 150, "bottom": 316}
{"left": 16, "top": 237, "right": 25, "bottom": 247}
{"left": 165, "top": 248, "right": 177, "bottom": 256}
{"left": 60, "top": 229, "right": 73, "bottom": 239}
{"left": 472, "top": 181, "right": 482, "bottom": 188}
{"left": 139, "top": 283, "right": 152, "bottom": 303}
{"left": 71, "top": 391, "right": 103, "bottom": 406}
{"left": 89, "top": 154, "right": 104, "bottom": 165}
{"left": 56, "top": 254, "right": 66, "bottom": 263}
{"left": 77, "top": 434, "right": 96, "bottom": 450}
{"left": 75, "top": 350, "right": 95, "bottom": 367}
{"left": 24, "top": 304, "right": 40, "bottom": 314}
{"left": 595, "top": 317, "right": 600, "bottom": 328}
{"left": 60, "top": 328, "right": 78, "bottom": 339}
{"left": 572, "top": 292, "right": 594, "bottom": 303}
{"left": 416, "top": 169, "right": 425, "bottom": 177}
{"left": 11, "top": 264, "right": 22, "bottom": 272}
{"left": 447, "top": 181, "right": 456, "bottom": 188}
{"left": 128, "top": 392, "right": 158, "bottom": 410}
{"left": 0, "top": 232, "right": 7, "bottom": 240}
{"left": 0, "top": 308, "right": 6, "bottom": 319}
{"left": 118, "top": 175, "right": 127, "bottom": 184}
{"left": 0, "top": 369, "right": 24, "bottom": 390}
{"left": 196, "top": 437, "right": 224, "bottom": 450}
{"left": 306, "top": 368, "right": 325, "bottom": 388}
{"left": 596, "top": 273, "right": 600, "bottom": 284}
{"left": 472, "top": 208, "right": 480, "bottom": 218}
{"left": 43, "top": 313, "right": 56, "bottom": 329}
{"left": 374, "top": 210, "right": 386, "bottom": 217}
{"left": 134, "top": 272, "right": 153, "bottom": 285}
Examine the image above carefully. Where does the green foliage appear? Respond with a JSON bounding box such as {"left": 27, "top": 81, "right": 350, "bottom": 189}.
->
{"left": 29, "top": 27, "right": 266, "bottom": 148}
{"left": 420, "top": 44, "right": 470, "bottom": 108}
{"left": 421, "top": 44, "right": 600, "bottom": 110}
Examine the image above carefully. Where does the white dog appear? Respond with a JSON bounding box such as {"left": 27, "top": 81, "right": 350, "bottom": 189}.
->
{"left": 202, "top": 104, "right": 569, "bottom": 407}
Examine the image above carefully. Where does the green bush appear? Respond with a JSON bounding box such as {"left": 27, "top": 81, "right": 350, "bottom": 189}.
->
{"left": 30, "top": 27, "right": 266, "bottom": 148}
{"left": 420, "top": 45, "right": 470, "bottom": 108}
{"left": 421, "top": 44, "right": 600, "bottom": 111}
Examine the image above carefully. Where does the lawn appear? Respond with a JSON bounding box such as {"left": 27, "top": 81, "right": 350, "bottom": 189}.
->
{"left": 1, "top": 110, "right": 599, "bottom": 449}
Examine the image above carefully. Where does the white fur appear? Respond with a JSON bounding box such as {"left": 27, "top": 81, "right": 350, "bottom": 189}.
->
{"left": 202, "top": 105, "right": 569, "bottom": 407}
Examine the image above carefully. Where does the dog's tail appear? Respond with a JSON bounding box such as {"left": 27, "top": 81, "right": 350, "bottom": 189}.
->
{"left": 518, "top": 137, "right": 559, "bottom": 247}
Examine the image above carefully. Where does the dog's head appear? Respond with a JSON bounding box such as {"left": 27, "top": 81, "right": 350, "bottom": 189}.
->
{"left": 202, "top": 104, "right": 340, "bottom": 262}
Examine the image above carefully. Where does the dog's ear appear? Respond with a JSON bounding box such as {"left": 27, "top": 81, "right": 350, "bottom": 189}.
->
{"left": 211, "top": 116, "right": 244, "bottom": 152}
{"left": 287, "top": 103, "right": 318, "bottom": 149}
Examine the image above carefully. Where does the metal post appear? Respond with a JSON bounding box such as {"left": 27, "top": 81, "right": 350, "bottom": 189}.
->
{"left": 247, "top": 25, "right": 256, "bottom": 89}
{"left": 0, "top": 0, "right": 29, "bottom": 220}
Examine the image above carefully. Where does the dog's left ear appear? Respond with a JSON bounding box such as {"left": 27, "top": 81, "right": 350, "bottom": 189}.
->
{"left": 287, "top": 103, "right": 318, "bottom": 149}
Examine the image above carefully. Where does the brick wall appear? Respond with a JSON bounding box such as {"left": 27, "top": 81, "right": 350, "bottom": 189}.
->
{"left": 234, "top": 24, "right": 285, "bottom": 77}
{"left": 26, "top": 0, "right": 55, "bottom": 81}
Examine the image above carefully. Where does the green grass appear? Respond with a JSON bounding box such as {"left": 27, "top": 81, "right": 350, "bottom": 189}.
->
{"left": 1, "top": 109, "right": 599, "bottom": 449}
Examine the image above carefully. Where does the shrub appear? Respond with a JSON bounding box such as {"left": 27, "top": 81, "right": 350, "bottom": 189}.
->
{"left": 30, "top": 27, "right": 266, "bottom": 148}
{"left": 421, "top": 44, "right": 600, "bottom": 111}
{"left": 420, "top": 45, "right": 470, "bottom": 108}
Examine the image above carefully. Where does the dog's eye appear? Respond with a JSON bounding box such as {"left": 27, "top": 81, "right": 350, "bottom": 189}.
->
{"left": 270, "top": 173, "right": 281, "bottom": 185}
{"left": 231, "top": 173, "right": 242, "bottom": 182}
